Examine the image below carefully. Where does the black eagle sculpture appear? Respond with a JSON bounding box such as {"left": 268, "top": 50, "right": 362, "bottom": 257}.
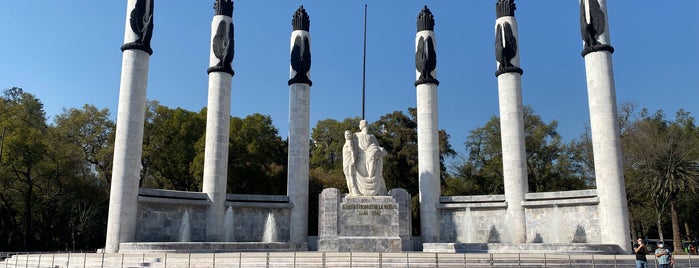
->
{"left": 415, "top": 35, "right": 438, "bottom": 86}
{"left": 214, "top": 0, "right": 233, "bottom": 17}
{"left": 288, "top": 35, "right": 312, "bottom": 86}
{"left": 580, "top": 0, "right": 614, "bottom": 56}
{"left": 495, "top": 21, "right": 522, "bottom": 76}
{"left": 122, "top": 0, "right": 154, "bottom": 55}
{"left": 210, "top": 20, "right": 235, "bottom": 75}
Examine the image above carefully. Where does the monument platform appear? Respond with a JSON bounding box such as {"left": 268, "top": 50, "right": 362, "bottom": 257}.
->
{"left": 317, "top": 188, "right": 412, "bottom": 252}
{"left": 119, "top": 242, "right": 307, "bottom": 253}
{"left": 423, "top": 243, "right": 625, "bottom": 254}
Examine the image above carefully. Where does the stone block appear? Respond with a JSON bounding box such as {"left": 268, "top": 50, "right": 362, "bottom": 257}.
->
{"left": 317, "top": 188, "right": 412, "bottom": 252}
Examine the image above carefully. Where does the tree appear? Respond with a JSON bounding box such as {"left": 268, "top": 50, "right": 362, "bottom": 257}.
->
{"left": 310, "top": 118, "right": 360, "bottom": 172}
{"left": 50, "top": 105, "right": 114, "bottom": 249}
{"left": 52, "top": 104, "right": 115, "bottom": 186}
{"left": 624, "top": 108, "right": 699, "bottom": 253}
{"left": 141, "top": 102, "right": 206, "bottom": 191}
{"left": 0, "top": 87, "right": 48, "bottom": 250}
{"left": 191, "top": 113, "right": 287, "bottom": 195}
{"left": 450, "top": 115, "right": 503, "bottom": 195}
{"left": 452, "top": 106, "right": 590, "bottom": 195}
{"left": 227, "top": 113, "right": 287, "bottom": 194}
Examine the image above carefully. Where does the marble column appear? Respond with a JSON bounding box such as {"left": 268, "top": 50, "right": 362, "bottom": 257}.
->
{"left": 494, "top": 0, "right": 527, "bottom": 244}
{"left": 105, "top": 0, "right": 154, "bottom": 253}
{"left": 579, "top": 0, "right": 631, "bottom": 253}
{"left": 414, "top": 6, "right": 441, "bottom": 244}
{"left": 203, "top": 0, "right": 235, "bottom": 242}
{"left": 287, "top": 6, "right": 311, "bottom": 244}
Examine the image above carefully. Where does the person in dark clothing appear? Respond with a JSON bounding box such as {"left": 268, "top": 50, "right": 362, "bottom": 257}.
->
{"left": 634, "top": 238, "right": 648, "bottom": 268}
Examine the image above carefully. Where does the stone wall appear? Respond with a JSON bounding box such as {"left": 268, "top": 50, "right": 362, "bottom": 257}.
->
{"left": 438, "top": 195, "right": 508, "bottom": 243}
{"left": 227, "top": 194, "right": 292, "bottom": 242}
{"left": 136, "top": 189, "right": 209, "bottom": 242}
{"left": 523, "top": 190, "right": 601, "bottom": 244}
{"left": 135, "top": 188, "right": 292, "bottom": 242}
{"left": 439, "top": 190, "right": 601, "bottom": 244}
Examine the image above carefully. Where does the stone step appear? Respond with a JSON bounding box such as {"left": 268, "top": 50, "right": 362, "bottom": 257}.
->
{"left": 3, "top": 252, "right": 696, "bottom": 267}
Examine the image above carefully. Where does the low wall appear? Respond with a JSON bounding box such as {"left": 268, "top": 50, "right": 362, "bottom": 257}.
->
{"left": 438, "top": 190, "right": 601, "bottom": 244}
{"left": 523, "top": 190, "right": 601, "bottom": 244}
{"left": 135, "top": 188, "right": 292, "bottom": 242}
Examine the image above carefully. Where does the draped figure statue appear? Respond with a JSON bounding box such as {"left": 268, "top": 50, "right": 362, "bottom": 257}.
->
{"left": 342, "top": 120, "right": 388, "bottom": 196}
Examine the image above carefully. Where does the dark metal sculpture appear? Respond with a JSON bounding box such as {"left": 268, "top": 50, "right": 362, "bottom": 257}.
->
{"left": 496, "top": 0, "right": 516, "bottom": 18}
{"left": 292, "top": 5, "right": 310, "bottom": 32}
{"left": 416, "top": 5, "right": 434, "bottom": 32}
{"left": 208, "top": 20, "right": 235, "bottom": 75}
{"left": 288, "top": 6, "right": 311, "bottom": 86}
{"left": 288, "top": 35, "right": 312, "bottom": 86}
{"left": 580, "top": 0, "right": 614, "bottom": 56}
{"left": 121, "top": 0, "right": 154, "bottom": 55}
{"left": 415, "top": 35, "right": 439, "bottom": 86}
{"left": 415, "top": 6, "right": 438, "bottom": 86}
{"left": 214, "top": 0, "right": 233, "bottom": 17}
{"left": 495, "top": 22, "right": 523, "bottom": 77}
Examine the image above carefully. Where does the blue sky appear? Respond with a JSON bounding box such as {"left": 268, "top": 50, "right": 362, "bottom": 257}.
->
{"left": 1, "top": 1, "right": 697, "bottom": 159}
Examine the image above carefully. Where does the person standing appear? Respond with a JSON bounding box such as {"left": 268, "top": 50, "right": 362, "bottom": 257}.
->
{"left": 654, "top": 242, "right": 674, "bottom": 268}
{"left": 634, "top": 238, "right": 648, "bottom": 268}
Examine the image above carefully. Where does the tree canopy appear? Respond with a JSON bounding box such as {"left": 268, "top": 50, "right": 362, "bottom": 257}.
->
{"left": 448, "top": 106, "right": 591, "bottom": 196}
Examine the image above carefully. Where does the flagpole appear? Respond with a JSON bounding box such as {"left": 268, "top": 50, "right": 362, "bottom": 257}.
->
{"left": 361, "top": 4, "right": 367, "bottom": 120}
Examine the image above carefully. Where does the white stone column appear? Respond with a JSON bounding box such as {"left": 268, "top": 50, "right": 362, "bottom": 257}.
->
{"left": 580, "top": 0, "right": 631, "bottom": 253}
{"left": 415, "top": 6, "right": 440, "bottom": 243}
{"left": 203, "top": 2, "right": 234, "bottom": 242}
{"left": 494, "top": 0, "right": 527, "bottom": 244}
{"left": 105, "top": 0, "right": 153, "bottom": 253}
{"left": 287, "top": 6, "right": 311, "bottom": 244}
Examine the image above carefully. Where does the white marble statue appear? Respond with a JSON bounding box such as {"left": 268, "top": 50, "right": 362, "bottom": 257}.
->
{"left": 343, "top": 120, "right": 388, "bottom": 196}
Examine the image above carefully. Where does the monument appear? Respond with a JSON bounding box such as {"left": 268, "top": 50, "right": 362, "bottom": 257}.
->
{"left": 414, "top": 5, "right": 442, "bottom": 244}
{"left": 105, "top": 0, "right": 154, "bottom": 253}
{"left": 343, "top": 120, "right": 388, "bottom": 196}
{"left": 423, "top": 0, "right": 630, "bottom": 254}
{"left": 203, "top": 0, "right": 235, "bottom": 242}
{"left": 579, "top": 0, "right": 632, "bottom": 253}
{"left": 287, "top": 5, "right": 312, "bottom": 245}
{"left": 494, "top": 0, "right": 527, "bottom": 244}
{"left": 102, "top": 1, "right": 632, "bottom": 255}
{"left": 318, "top": 121, "right": 412, "bottom": 252}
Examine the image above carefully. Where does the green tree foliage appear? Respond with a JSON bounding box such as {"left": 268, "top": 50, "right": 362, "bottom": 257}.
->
{"left": 0, "top": 87, "right": 49, "bottom": 250}
{"left": 0, "top": 88, "right": 110, "bottom": 251}
{"left": 226, "top": 114, "right": 287, "bottom": 195}
{"left": 623, "top": 107, "right": 699, "bottom": 253}
{"left": 309, "top": 117, "right": 360, "bottom": 191}
{"left": 450, "top": 106, "right": 590, "bottom": 195}
{"left": 48, "top": 104, "right": 114, "bottom": 249}
{"left": 52, "top": 104, "right": 115, "bottom": 186}
{"left": 191, "top": 113, "right": 287, "bottom": 195}
{"left": 141, "top": 101, "right": 206, "bottom": 191}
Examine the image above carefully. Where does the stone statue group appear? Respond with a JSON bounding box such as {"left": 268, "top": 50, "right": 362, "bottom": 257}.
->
{"left": 342, "top": 120, "right": 388, "bottom": 196}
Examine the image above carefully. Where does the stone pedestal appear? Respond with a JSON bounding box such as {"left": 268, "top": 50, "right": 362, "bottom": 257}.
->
{"left": 318, "top": 188, "right": 412, "bottom": 252}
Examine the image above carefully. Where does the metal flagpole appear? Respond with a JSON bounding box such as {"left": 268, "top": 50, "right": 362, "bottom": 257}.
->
{"left": 361, "top": 4, "right": 367, "bottom": 120}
